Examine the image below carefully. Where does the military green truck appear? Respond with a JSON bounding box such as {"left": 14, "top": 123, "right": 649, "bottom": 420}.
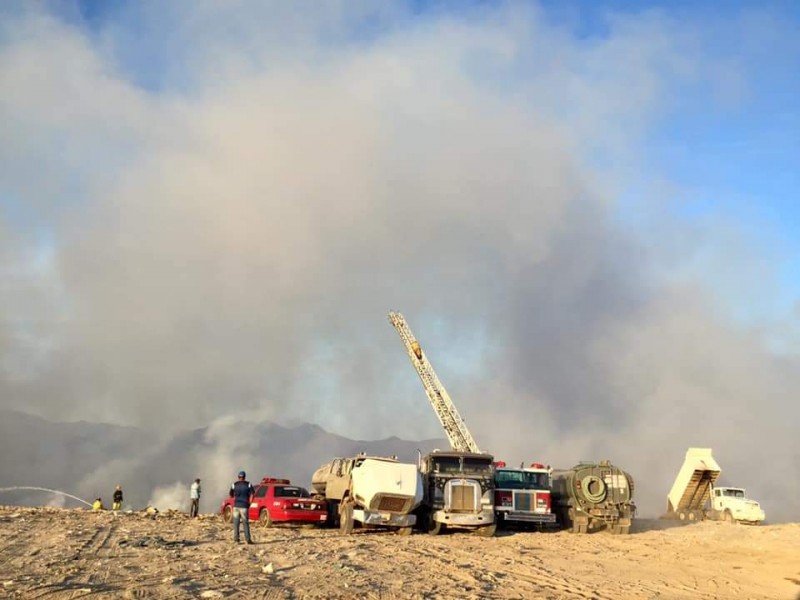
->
{"left": 551, "top": 460, "right": 636, "bottom": 534}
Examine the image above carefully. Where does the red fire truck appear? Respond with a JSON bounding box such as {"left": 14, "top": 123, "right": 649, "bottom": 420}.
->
{"left": 494, "top": 462, "right": 557, "bottom": 527}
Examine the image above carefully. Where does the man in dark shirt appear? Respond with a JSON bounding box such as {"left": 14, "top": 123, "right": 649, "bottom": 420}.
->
{"left": 229, "top": 470, "right": 254, "bottom": 544}
{"left": 112, "top": 485, "right": 123, "bottom": 511}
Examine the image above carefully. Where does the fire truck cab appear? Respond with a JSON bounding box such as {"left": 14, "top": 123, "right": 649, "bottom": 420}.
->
{"left": 494, "top": 462, "right": 557, "bottom": 527}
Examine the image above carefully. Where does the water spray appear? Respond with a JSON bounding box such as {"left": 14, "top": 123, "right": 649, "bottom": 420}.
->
{"left": 0, "top": 486, "right": 93, "bottom": 507}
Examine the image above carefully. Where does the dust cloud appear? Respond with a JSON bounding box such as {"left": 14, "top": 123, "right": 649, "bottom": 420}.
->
{"left": 0, "top": 2, "right": 797, "bottom": 520}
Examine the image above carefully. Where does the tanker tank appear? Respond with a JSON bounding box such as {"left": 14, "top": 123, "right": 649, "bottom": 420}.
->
{"left": 551, "top": 460, "right": 636, "bottom": 534}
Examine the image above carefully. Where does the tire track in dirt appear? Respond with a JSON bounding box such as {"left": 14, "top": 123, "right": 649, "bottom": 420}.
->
{"left": 397, "top": 536, "right": 615, "bottom": 600}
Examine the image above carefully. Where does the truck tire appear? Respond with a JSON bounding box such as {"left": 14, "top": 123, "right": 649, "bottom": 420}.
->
{"left": 571, "top": 520, "right": 588, "bottom": 534}
{"left": 425, "top": 514, "right": 442, "bottom": 536}
{"left": 474, "top": 524, "right": 496, "bottom": 537}
{"left": 678, "top": 511, "right": 686, "bottom": 521}
{"left": 222, "top": 506, "right": 232, "bottom": 523}
{"left": 327, "top": 500, "right": 340, "bottom": 528}
{"left": 724, "top": 510, "right": 736, "bottom": 524}
{"left": 610, "top": 523, "right": 631, "bottom": 535}
{"left": 339, "top": 502, "right": 354, "bottom": 535}
{"left": 259, "top": 509, "right": 272, "bottom": 528}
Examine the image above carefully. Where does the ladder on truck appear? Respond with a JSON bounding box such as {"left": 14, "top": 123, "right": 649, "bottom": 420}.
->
{"left": 388, "top": 311, "right": 481, "bottom": 454}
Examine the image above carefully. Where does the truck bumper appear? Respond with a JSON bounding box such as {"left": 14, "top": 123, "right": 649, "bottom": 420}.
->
{"left": 500, "top": 511, "right": 557, "bottom": 524}
{"left": 434, "top": 508, "right": 494, "bottom": 526}
{"left": 354, "top": 509, "right": 416, "bottom": 528}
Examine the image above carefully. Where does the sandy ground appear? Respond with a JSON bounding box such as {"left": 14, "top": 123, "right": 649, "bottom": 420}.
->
{"left": 0, "top": 506, "right": 798, "bottom": 600}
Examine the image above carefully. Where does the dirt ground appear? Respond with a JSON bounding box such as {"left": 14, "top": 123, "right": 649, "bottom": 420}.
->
{"left": 0, "top": 506, "right": 798, "bottom": 600}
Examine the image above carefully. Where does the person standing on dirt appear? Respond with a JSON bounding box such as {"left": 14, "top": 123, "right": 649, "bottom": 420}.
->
{"left": 189, "top": 478, "right": 201, "bottom": 518}
{"left": 229, "top": 471, "right": 254, "bottom": 544}
{"left": 112, "top": 485, "right": 123, "bottom": 511}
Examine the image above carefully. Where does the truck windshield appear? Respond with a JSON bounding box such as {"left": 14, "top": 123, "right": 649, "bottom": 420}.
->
{"left": 722, "top": 489, "right": 744, "bottom": 498}
{"left": 496, "top": 471, "right": 549, "bottom": 490}
{"left": 432, "top": 457, "right": 461, "bottom": 474}
{"left": 431, "top": 457, "right": 492, "bottom": 475}
{"left": 462, "top": 458, "right": 493, "bottom": 475}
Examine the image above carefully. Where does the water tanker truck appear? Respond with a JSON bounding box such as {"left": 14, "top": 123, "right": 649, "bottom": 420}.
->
{"left": 551, "top": 460, "right": 636, "bottom": 534}
{"left": 311, "top": 454, "right": 423, "bottom": 535}
{"left": 664, "top": 448, "right": 765, "bottom": 524}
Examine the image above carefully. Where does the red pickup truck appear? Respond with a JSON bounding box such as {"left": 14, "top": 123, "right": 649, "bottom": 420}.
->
{"left": 220, "top": 477, "right": 328, "bottom": 527}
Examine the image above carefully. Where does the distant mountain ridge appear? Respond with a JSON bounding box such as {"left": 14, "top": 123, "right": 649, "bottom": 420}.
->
{"left": 0, "top": 409, "right": 445, "bottom": 510}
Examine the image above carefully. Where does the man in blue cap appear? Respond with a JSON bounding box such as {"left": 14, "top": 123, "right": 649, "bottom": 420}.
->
{"left": 229, "top": 470, "right": 255, "bottom": 544}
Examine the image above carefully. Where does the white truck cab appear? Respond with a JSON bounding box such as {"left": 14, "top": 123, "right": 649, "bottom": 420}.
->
{"left": 711, "top": 486, "right": 765, "bottom": 524}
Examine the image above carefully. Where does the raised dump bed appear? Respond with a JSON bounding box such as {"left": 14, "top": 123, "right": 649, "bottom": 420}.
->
{"left": 666, "top": 448, "right": 721, "bottom": 521}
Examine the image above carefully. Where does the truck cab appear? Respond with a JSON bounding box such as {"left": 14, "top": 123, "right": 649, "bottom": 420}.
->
{"left": 711, "top": 486, "right": 765, "bottom": 524}
{"left": 311, "top": 454, "right": 423, "bottom": 534}
{"left": 494, "top": 462, "right": 556, "bottom": 527}
{"left": 418, "top": 450, "right": 496, "bottom": 536}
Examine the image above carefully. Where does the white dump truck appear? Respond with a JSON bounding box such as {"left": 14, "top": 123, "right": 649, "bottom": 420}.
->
{"left": 311, "top": 454, "right": 423, "bottom": 535}
{"left": 665, "top": 448, "right": 765, "bottom": 524}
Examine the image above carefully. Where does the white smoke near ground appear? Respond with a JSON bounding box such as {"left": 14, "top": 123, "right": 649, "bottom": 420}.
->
{"left": 0, "top": 2, "right": 798, "bottom": 521}
{"left": 148, "top": 482, "right": 191, "bottom": 512}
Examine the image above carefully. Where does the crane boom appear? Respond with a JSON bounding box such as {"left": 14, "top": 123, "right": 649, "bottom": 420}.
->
{"left": 388, "top": 311, "right": 481, "bottom": 453}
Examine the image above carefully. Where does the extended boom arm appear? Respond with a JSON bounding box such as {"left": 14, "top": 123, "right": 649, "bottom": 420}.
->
{"left": 388, "top": 311, "right": 481, "bottom": 453}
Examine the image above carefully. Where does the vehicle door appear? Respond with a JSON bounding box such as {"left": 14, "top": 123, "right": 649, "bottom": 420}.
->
{"left": 326, "top": 458, "right": 350, "bottom": 500}
{"left": 250, "top": 485, "right": 268, "bottom": 520}
{"left": 711, "top": 488, "right": 718, "bottom": 512}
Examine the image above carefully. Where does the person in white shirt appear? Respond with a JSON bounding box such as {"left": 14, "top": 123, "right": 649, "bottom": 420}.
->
{"left": 190, "top": 478, "right": 201, "bottom": 517}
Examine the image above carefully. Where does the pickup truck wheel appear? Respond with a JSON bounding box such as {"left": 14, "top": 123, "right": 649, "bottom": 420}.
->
{"left": 396, "top": 526, "right": 413, "bottom": 536}
{"left": 222, "top": 506, "right": 232, "bottom": 523}
{"left": 339, "top": 502, "right": 354, "bottom": 535}
{"left": 259, "top": 509, "right": 272, "bottom": 528}
{"left": 474, "top": 524, "right": 496, "bottom": 538}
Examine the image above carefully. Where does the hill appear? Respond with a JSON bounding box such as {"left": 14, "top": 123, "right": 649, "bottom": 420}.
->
{"left": 0, "top": 410, "right": 444, "bottom": 511}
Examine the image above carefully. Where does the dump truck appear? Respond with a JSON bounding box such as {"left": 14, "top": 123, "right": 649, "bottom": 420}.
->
{"left": 665, "top": 448, "right": 765, "bottom": 524}
{"left": 551, "top": 460, "right": 636, "bottom": 534}
{"left": 311, "top": 454, "right": 423, "bottom": 535}
{"left": 417, "top": 450, "right": 496, "bottom": 536}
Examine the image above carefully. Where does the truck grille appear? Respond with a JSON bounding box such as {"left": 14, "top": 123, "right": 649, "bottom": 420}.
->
{"left": 514, "top": 491, "right": 534, "bottom": 512}
{"left": 377, "top": 496, "right": 407, "bottom": 513}
{"left": 449, "top": 484, "right": 477, "bottom": 513}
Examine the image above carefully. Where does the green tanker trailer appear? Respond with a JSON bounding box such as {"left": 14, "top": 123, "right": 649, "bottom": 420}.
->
{"left": 551, "top": 460, "right": 636, "bottom": 534}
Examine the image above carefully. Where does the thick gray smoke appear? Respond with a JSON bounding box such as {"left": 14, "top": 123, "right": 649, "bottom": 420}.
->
{"left": 1, "top": 2, "right": 797, "bottom": 520}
